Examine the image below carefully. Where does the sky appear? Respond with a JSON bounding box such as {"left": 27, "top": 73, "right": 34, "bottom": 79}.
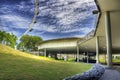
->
{"left": 0, "top": 0, "right": 98, "bottom": 40}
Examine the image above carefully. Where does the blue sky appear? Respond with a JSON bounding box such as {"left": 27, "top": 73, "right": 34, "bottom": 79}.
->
{"left": 0, "top": 0, "right": 97, "bottom": 40}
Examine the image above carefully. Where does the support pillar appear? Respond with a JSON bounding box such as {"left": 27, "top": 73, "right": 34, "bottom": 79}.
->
{"left": 64, "top": 54, "right": 67, "bottom": 61}
{"left": 60, "top": 52, "right": 62, "bottom": 59}
{"left": 105, "top": 53, "right": 107, "bottom": 64}
{"left": 38, "top": 49, "right": 40, "bottom": 56}
{"left": 96, "top": 36, "right": 99, "bottom": 63}
{"left": 105, "top": 11, "right": 112, "bottom": 67}
{"left": 44, "top": 48, "right": 47, "bottom": 57}
{"left": 77, "top": 45, "right": 79, "bottom": 62}
{"left": 87, "top": 52, "right": 89, "bottom": 63}
{"left": 54, "top": 54, "right": 58, "bottom": 60}
{"left": 74, "top": 53, "right": 76, "bottom": 59}
{"left": 37, "top": 50, "right": 39, "bottom": 56}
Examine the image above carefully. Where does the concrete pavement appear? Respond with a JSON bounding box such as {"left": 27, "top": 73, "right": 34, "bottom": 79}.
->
{"left": 99, "top": 69, "right": 120, "bottom": 80}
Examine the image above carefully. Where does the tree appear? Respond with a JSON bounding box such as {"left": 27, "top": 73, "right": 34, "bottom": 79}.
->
{"left": 0, "top": 31, "right": 5, "bottom": 43}
{"left": 9, "top": 33, "right": 18, "bottom": 48}
{"left": 0, "top": 31, "right": 18, "bottom": 48}
{"left": 18, "top": 35, "right": 42, "bottom": 51}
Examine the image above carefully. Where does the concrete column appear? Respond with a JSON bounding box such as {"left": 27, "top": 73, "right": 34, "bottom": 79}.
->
{"left": 114, "top": 56, "right": 116, "bottom": 60}
{"left": 83, "top": 52, "right": 85, "bottom": 61}
{"left": 87, "top": 52, "right": 89, "bottom": 63}
{"left": 38, "top": 50, "right": 40, "bottom": 56}
{"left": 44, "top": 48, "right": 46, "bottom": 57}
{"left": 74, "top": 53, "right": 76, "bottom": 59}
{"left": 64, "top": 54, "right": 67, "bottom": 61}
{"left": 105, "top": 53, "right": 107, "bottom": 64}
{"left": 105, "top": 11, "right": 112, "bottom": 67}
{"left": 54, "top": 54, "right": 58, "bottom": 60}
{"left": 76, "top": 45, "right": 79, "bottom": 62}
{"left": 37, "top": 51, "right": 39, "bottom": 56}
{"left": 96, "top": 36, "right": 99, "bottom": 63}
{"left": 60, "top": 52, "right": 62, "bottom": 59}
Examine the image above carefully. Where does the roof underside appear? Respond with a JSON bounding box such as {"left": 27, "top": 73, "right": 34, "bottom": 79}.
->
{"left": 79, "top": 0, "right": 120, "bottom": 53}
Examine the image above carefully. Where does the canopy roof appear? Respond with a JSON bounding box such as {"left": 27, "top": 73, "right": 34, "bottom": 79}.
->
{"left": 38, "top": 37, "right": 81, "bottom": 53}
{"left": 79, "top": 0, "right": 120, "bottom": 53}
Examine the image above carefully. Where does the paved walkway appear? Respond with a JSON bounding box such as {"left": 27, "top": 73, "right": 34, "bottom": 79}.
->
{"left": 99, "top": 69, "right": 120, "bottom": 80}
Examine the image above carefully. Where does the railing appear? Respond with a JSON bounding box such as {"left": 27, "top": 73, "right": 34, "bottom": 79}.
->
{"left": 78, "top": 29, "right": 95, "bottom": 45}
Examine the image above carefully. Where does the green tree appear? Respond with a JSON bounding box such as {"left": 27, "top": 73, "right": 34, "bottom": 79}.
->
{"left": 0, "top": 31, "right": 18, "bottom": 48}
{"left": 18, "top": 35, "right": 42, "bottom": 51}
{"left": 0, "top": 31, "right": 5, "bottom": 43}
{"left": 9, "top": 33, "right": 18, "bottom": 48}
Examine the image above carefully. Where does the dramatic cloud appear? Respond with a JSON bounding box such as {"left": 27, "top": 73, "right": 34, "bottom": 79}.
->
{"left": 0, "top": 0, "right": 98, "bottom": 40}
{"left": 37, "top": 0, "right": 97, "bottom": 33}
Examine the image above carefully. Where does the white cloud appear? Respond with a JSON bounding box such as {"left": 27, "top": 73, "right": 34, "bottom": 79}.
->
{"left": 30, "top": 20, "right": 94, "bottom": 36}
{"left": 73, "top": 34, "right": 85, "bottom": 38}
{"left": 0, "top": 5, "right": 13, "bottom": 14}
{"left": 33, "top": 23, "right": 58, "bottom": 33}
{"left": 0, "top": 14, "right": 30, "bottom": 29}
{"left": 38, "top": 0, "right": 97, "bottom": 26}
{"left": 59, "top": 27, "right": 94, "bottom": 33}
{"left": 17, "top": 1, "right": 34, "bottom": 13}
{"left": 34, "top": 0, "right": 97, "bottom": 34}
{"left": 0, "top": 0, "right": 97, "bottom": 40}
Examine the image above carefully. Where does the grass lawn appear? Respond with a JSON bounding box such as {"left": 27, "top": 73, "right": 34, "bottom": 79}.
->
{"left": 0, "top": 44, "right": 92, "bottom": 80}
{"left": 100, "top": 59, "right": 120, "bottom": 63}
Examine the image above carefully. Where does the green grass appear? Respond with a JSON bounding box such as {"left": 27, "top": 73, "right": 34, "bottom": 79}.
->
{"left": 113, "top": 59, "right": 120, "bottom": 63}
{"left": 68, "top": 58, "right": 76, "bottom": 62}
{"left": 0, "top": 44, "right": 92, "bottom": 80}
{"left": 100, "top": 59, "right": 120, "bottom": 63}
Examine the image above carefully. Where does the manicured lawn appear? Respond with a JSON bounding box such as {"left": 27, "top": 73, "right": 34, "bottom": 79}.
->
{"left": 0, "top": 44, "right": 92, "bottom": 80}
{"left": 100, "top": 59, "right": 120, "bottom": 63}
